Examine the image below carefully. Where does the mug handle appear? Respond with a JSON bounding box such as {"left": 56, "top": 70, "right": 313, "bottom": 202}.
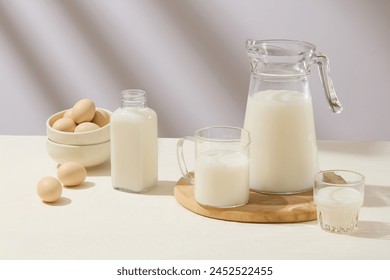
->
{"left": 176, "top": 136, "right": 195, "bottom": 184}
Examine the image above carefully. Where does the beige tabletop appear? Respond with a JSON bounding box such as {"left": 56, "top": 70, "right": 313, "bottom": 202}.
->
{"left": 0, "top": 136, "right": 389, "bottom": 260}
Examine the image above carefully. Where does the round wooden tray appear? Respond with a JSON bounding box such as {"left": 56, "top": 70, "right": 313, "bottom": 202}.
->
{"left": 174, "top": 177, "right": 317, "bottom": 223}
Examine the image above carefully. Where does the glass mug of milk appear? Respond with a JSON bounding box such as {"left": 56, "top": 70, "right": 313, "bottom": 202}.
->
{"left": 244, "top": 39, "right": 343, "bottom": 194}
{"left": 177, "top": 126, "right": 251, "bottom": 208}
{"left": 314, "top": 170, "right": 365, "bottom": 233}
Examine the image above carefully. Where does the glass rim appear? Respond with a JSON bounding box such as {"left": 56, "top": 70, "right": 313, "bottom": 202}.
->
{"left": 195, "top": 125, "right": 251, "bottom": 144}
{"left": 246, "top": 39, "right": 316, "bottom": 57}
{"left": 314, "top": 169, "right": 365, "bottom": 186}
{"left": 120, "top": 89, "right": 146, "bottom": 97}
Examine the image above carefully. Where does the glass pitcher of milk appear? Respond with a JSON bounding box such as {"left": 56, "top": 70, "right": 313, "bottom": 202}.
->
{"left": 244, "top": 39, "right": 342, "bottom": 194}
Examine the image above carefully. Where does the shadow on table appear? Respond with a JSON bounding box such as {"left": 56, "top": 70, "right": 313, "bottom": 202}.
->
{"left": 145, "top": 180, "right": 177, "bottom": 196}
{"left": 350, "top": 221, "right": 390, "bottom": 240}
{"left": 44, "top": 196, "right": 72, "bottom": 206}
{"left": 349, "top": 184, "right": 390, "bottom": 239}
{"left": 364, "top": 185, "right": 390, "bottom": 207}
{"left": 64, "top": 181, "right": 96, "bottom": 190}
{"left": 86, "top": 160, "right": 110, "bottom": 176}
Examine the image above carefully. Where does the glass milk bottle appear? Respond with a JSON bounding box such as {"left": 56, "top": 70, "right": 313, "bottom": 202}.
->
{"left": 110, "top": 89, "right": 158, "bottom": 193}
{"left": 244, "top": 39, "right": 343, "bottom": 194}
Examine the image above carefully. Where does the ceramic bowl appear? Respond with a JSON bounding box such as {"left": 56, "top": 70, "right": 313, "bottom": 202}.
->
{"left": 46, "top": 138, "right": 110, "bottom": 167}
{"left": 46, "top": 108, "right": 111, "bottom": 145}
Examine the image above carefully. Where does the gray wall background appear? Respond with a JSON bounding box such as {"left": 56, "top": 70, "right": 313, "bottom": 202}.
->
{"left": 1, "top": 0, "right": 389, "bottom": 140}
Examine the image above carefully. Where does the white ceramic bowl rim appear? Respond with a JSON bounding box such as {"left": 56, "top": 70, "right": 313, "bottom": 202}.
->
{"left": 46, "top": 107, "right": 111, "bottom": 146}
{"left": 47, "top": 108, "right": 111, "bottom": 135}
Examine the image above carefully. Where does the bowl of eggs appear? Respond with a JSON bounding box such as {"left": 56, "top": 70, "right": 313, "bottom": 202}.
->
{"left": 46, "top": 98, "right": 111, "bottom": 167}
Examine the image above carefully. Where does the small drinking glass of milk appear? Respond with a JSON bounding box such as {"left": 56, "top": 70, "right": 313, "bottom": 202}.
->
{"left": 314, "top": 170, "right": 365, "bottom": 233}
{"left": 177, "top": 126, "right": 251, "bottom": 208}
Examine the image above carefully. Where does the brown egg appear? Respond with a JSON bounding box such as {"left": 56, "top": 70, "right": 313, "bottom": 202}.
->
{"left": 91, "top": 109, "right": 110, "bottom": 127}
{"left": 52, "top": 117, "right": 76, "bottom": 132}
{"left": 74, "top": 122, "right": 100, "bottom": 132}
{"left": 57, "top": 161, "right": 87, "bottom": 187}
{"left": 71, "top": 99, "right": 96, "bottom": 124}
{"left": 63, "top": 109, "right": 72, "bottom": 119}
{"left": 37, "top": 176, "right": 62, "bottom": 203}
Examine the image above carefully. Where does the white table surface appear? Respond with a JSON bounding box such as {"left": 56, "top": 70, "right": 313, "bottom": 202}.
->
{"left": 1, "top": 136, "right": 390, "bottom": 260}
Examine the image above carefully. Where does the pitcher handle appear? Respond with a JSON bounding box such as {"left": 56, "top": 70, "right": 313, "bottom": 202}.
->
{"left": 314, "top": 53, "right": 343, "bottom": 114}
{"left": 176, "top": 136, "right": 195, "bottom": 184}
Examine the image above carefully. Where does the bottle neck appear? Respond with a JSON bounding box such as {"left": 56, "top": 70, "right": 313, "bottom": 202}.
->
{"left": 120, "top": 89, "right": 147, "bottom": 108}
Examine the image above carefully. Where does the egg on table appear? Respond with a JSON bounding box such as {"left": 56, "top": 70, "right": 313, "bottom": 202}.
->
{"left": 57, "top": 161, "right": 87, "bottom": 187}
{"left": 37, "top": 176, "right": 62, "bottom": 203}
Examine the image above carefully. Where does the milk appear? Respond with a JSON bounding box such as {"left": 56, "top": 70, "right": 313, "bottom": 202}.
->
{"left": 110, "top": 106, "right": 158, "bottom": 193}
{"left": 315, "top": 187, "right": 364, "bottom": 230}
{"left": 244, "top": 90, "right": 318, "bottom": 193}
{"left": 195, "top": 150, "right": 249, "bottom": 208}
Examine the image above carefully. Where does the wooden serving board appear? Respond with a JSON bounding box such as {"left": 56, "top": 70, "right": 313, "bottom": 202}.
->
{"left": 174, "top": 177, "right": 317, "bottom": 223}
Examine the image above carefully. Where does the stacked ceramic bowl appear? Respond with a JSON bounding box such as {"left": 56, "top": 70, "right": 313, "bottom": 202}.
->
{"left": 46, "top": 107, "right": 111, "bottom": 168}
